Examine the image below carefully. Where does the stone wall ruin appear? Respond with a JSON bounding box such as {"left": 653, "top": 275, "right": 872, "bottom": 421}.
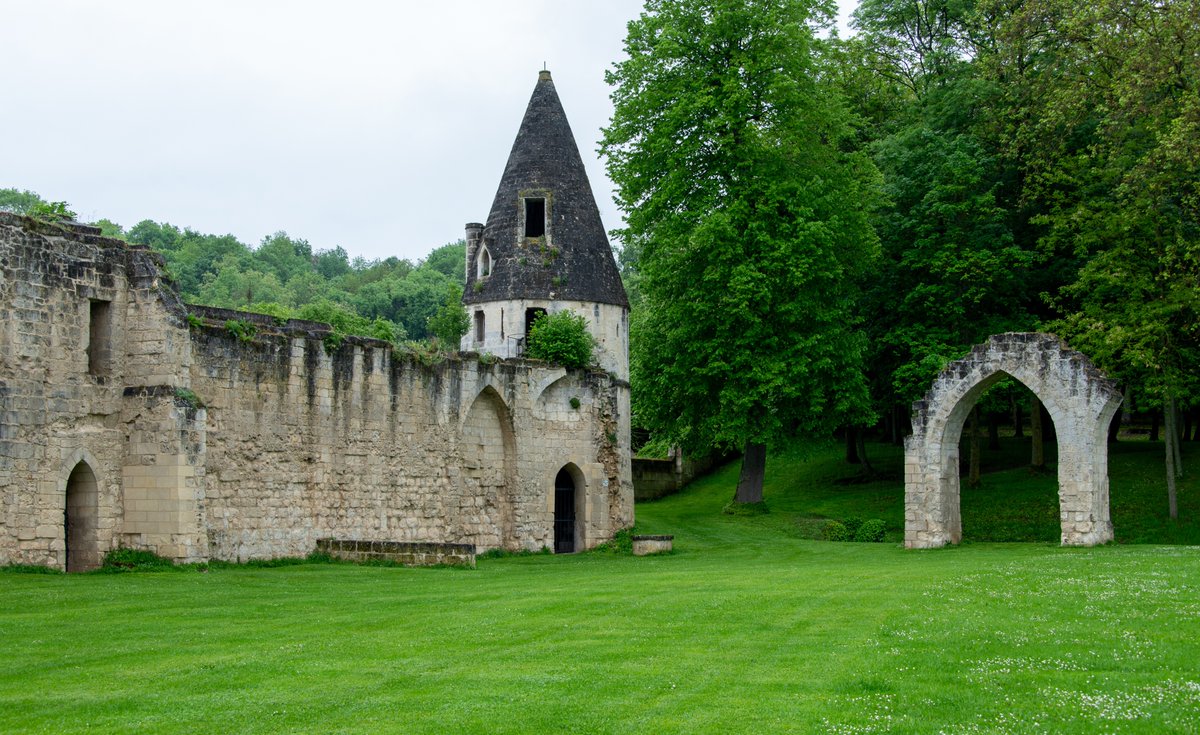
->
{"left": 0, "top": 213, "right": 633, "bottom": 570}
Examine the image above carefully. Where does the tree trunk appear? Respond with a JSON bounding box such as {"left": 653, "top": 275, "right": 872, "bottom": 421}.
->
{"left": 987, "top": 412, "right": 1001, "bottom": 450}
{"left": 969, "top": 407, "right": 981, "bottom": 487}
{"left": 1031, "top": 396, "right": 1045, "bottom": 469}
{"left": 735, "top": 441, "right": 766, "bottom": 504}
{"left": 1165, "top": 396, "right": 1178, "bottom": 519}
{"left": 845, "top": 428, "right": 860, "bottom": 465}
{"left": 1170, "top": 397, "right": 1183, "bottom": 478}
{"left": 1011, "top": 395, "right": 1024, "bottom": 439}
{"left": 856, "top": 429, "right": 875, "bottom": 476}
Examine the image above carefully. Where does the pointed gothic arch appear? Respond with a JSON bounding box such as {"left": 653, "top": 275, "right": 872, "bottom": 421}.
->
{"left": 476, "top": 245, "right": 492, "bottom": 279}
{"left": 905, "top": 333, "right": 1123, "bottom": 549}
{"left": 460, "top": 386, "right": 517, "bottom": 549}
{"left": 552, "top": 463, "right": 586, "bottom": 553}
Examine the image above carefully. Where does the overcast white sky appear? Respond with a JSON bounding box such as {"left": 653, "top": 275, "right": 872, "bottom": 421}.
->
{"left": 2, "top": 1, "right": 856, "bottom": 263}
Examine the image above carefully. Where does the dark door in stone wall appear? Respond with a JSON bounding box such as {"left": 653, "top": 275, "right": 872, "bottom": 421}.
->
{"left": 65, "top": 461, "right": 100, "bottom": 572}
{"left": 554, "top": 469, "right": 576, "bottom": 554}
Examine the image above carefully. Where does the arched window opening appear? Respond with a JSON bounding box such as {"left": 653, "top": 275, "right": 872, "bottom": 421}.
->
{"left": 476, "top": 246, "right": 492, "bottom": 279}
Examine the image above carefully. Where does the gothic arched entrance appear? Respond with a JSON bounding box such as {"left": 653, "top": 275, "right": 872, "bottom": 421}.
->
{"left": 905, "top": 333, "right": 1123, "bottom": 549}
{"left": 554, "top": 467, "right": 578, "bottom": 553}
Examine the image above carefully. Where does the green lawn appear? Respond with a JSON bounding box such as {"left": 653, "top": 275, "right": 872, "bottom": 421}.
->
{"left": 1, "top": 440, "right": 1198, "bottom": 734}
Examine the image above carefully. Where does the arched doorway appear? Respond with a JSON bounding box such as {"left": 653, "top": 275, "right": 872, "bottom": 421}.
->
{"left": 65, "top": 461, "right": 100, "bottom": 571}
{"left": 554, "top": 468, "right": 577, "bottom": 553}
{"left": 905, "top": 333, "right": 1123, "bottom": 549}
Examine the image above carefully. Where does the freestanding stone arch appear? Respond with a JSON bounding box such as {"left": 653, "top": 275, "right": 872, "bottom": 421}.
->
{"left": 905, "top": 333, "right": 1123, "bottom": 549}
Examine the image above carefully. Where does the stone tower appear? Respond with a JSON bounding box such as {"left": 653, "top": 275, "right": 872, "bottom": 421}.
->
{"left": 462, "top": 70, "right": 629, "bottom": 379}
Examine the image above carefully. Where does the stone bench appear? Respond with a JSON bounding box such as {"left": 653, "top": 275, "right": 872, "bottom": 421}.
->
{"left": 632, "top": 534, "right": 674, "bottom": 556}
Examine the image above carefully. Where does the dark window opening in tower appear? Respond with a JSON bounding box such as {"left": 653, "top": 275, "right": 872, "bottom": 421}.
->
{"left": 524, "top": 198, "right": 546, "bottom": 237}
{"left": 474, "top": 310, "right": 485, "bottom": 342}
{"left": 525, "top": 308, "right": 547, "bottom": 341}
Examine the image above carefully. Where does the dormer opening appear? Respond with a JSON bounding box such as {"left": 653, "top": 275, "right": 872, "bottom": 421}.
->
{"left": 476, "top": 245, "right": 492, "bottom": 279}
{"left": 524, "top": 197, "right": 546, "bottom": 238}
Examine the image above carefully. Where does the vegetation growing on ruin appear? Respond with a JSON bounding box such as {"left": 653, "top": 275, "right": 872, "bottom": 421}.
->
{"left": 525, "top": 310, "right": 595, "bottom": 369}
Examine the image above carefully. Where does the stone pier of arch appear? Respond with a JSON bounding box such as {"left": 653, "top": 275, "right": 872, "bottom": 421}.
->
{"left": 904, "top": 333, "right": 1123, "bottom": 549}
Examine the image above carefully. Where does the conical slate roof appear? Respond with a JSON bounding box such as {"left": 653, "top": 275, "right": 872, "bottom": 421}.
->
{"left": 464, "top": 71, "right": 628, "bottom": 308}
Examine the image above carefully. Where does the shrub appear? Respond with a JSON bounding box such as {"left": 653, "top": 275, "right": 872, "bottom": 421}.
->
{"left": 589, "top": 526, "right": 636, "bottom": 555}
{"left": 842, "top": 517, "right": 864, "bottom": 537}
{"left": 174, "top": 387, "right": 204, "bottom": 409}
{"left": 28, "top": 200, "right": 76, "bottom": 222}
{"left": 525, "top": 310, "right": 594, "bottom": 369}
{"left": 224, "top": 319, "right": 256, "bottom": 342}
{"left": 854, "top": 519, "right": 887, "bottom": 543}
{"left": 822, "top": 520, "right": 850, "bottom": 542}
{"left": 102, "top": 547, "right": 175, "bottom": 570}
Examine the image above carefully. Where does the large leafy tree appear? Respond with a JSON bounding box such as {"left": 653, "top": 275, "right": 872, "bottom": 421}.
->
{"left": 851, "top": 0, "right": 1041, "bottom": 410}
{"left": 601, "top": 0, "right": 880, "bottom": 502}
{"left": 1023, "top": 0, "right": 1200, "bottom": 516}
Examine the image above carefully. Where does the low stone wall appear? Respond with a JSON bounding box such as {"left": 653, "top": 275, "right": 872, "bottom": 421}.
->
{"left": 315, "top": 538, "right": 476, "bottom": 568}
{"left": 632, "top": 534, "right": 673, "bottom": 556}
{"left": 633, "top": 451, "right": 730, "bottom": 501}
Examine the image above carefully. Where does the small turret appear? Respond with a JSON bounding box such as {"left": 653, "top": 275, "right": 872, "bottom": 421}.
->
{"left": 461, "top": 70, "right": 629, "bottom": 378}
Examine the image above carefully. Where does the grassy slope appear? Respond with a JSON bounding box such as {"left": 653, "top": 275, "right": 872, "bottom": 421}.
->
{"left": 0, "top": 440, "right": 1197, "bottom": 734}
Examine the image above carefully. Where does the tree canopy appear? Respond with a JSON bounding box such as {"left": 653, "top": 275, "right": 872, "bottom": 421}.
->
{"left": 601, "top": 0, "right": 881, "bottom": 501}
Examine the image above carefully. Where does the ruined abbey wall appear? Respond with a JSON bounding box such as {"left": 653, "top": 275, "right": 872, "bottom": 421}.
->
{"left": 0, "top": 214, "right": 633, "bottom": 570}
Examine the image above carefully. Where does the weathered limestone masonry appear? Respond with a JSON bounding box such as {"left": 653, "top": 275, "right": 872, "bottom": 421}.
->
{"left": 0, "top": 213, "right": 633, "bottom": 570}
{"left": 905, "top": 333, "right": 1123, "bottom": 549}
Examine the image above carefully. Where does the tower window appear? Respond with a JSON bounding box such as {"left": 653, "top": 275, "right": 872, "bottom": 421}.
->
{"left": 524, "top": 198, "right": 546, "bottom": 238}
{"left": 474, "top": 310, "right": 485, "bottom": 342}
{"left": 524, "top": 307, "right": 547, "bottom": 340}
